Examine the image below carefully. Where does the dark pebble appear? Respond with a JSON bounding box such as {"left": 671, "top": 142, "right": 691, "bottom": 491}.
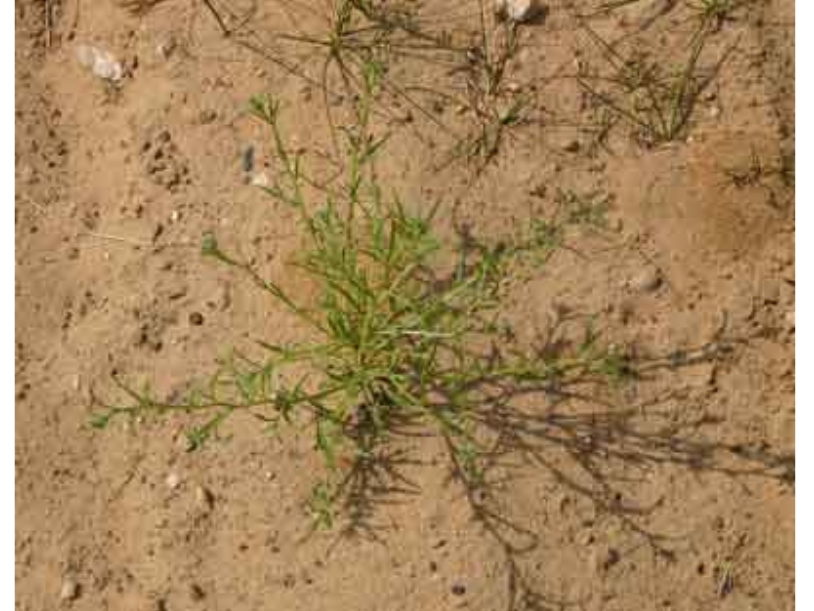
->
{"left": 451, "top": 584, "right": 466, "bottom": 596}
{"left": 189, "top": 312, "right": 204, "bottom": 326}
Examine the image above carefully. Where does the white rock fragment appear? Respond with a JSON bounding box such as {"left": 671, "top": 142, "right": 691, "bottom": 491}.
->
{"left": 165, "top": 472, "right": 181, "bottom": 490}
{"left": 75, "top": 44, "right": 124, "bottom": 82}
{"left": 495, "top": 0, "right": 544, "bottom": 23}
{"left": 250, "top": 171, "right": 270, "bottom": 188}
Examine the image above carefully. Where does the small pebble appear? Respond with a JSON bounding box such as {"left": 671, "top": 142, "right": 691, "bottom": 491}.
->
{"left": 495, "top": 0, "right": 544, "bottom": 23}
{"left": 577, "top": 530, "right": 596, "bottom": 546}
{"left": 60, "top": 577, "right": 80, "bottom": 601}
{"left": 165, "top": 472, "right": 181, "bottom": 490}
{"left": 251, "top": 172, "right": 270, "bottom": 188}
{"left": 629, "top": 266, "right": 662, "bottom": 293}
{"left": 563, "top": 139, "right": 581, "bottom": 153}
{"left": 451, "top": 584, "right": 467, "bottom": 596}
{"left": 189, "top": 312, "right": 204, "bottom": 326}
{"left": 195, "top": 485, "right": 215, "bottom": 511}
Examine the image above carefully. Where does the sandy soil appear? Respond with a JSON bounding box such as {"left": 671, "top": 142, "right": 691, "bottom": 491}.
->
{"left": 16, "top": 1, "right": 794, "bottom": 610}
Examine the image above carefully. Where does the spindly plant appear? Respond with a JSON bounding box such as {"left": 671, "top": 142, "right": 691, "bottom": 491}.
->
{"left": 92, "top": 66, "right": 629, "bottom": 528}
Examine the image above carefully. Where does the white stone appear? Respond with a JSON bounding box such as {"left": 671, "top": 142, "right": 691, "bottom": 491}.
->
{"left": 495, "top": 0, "right": 543, "bottom": 23}
{"left": 250, "top": 172, "right": 270, "bottom": 188}
{"left": 92, "top": 50, "right": 124, "bottom": 81}
{"left": 165, "top": 472, "right": 181, "bottom": 490}
{"left": 76, "top": 44, "right": 124, "bottom": 82}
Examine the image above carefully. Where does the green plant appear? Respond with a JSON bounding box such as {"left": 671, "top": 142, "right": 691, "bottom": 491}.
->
{"left": 92, "top": 68, "right": 629, "bottom": 528}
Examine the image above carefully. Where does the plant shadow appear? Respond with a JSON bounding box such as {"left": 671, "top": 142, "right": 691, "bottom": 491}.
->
{"left": 333, "top": 327, "right": 793, "bottom": 609}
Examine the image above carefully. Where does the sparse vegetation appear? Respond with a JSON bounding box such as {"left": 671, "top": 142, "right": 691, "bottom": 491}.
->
{"left": 18, "top": 0, "right": 795, "bottom": 609}
{"left": 92, "top": 66, "right": 629, "bottom": 528}
{"left": 575, "top": 4, "right": 739, "bottom": 145}
{"left": 199, "top": 0, "right": 529, "bottom": 169}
